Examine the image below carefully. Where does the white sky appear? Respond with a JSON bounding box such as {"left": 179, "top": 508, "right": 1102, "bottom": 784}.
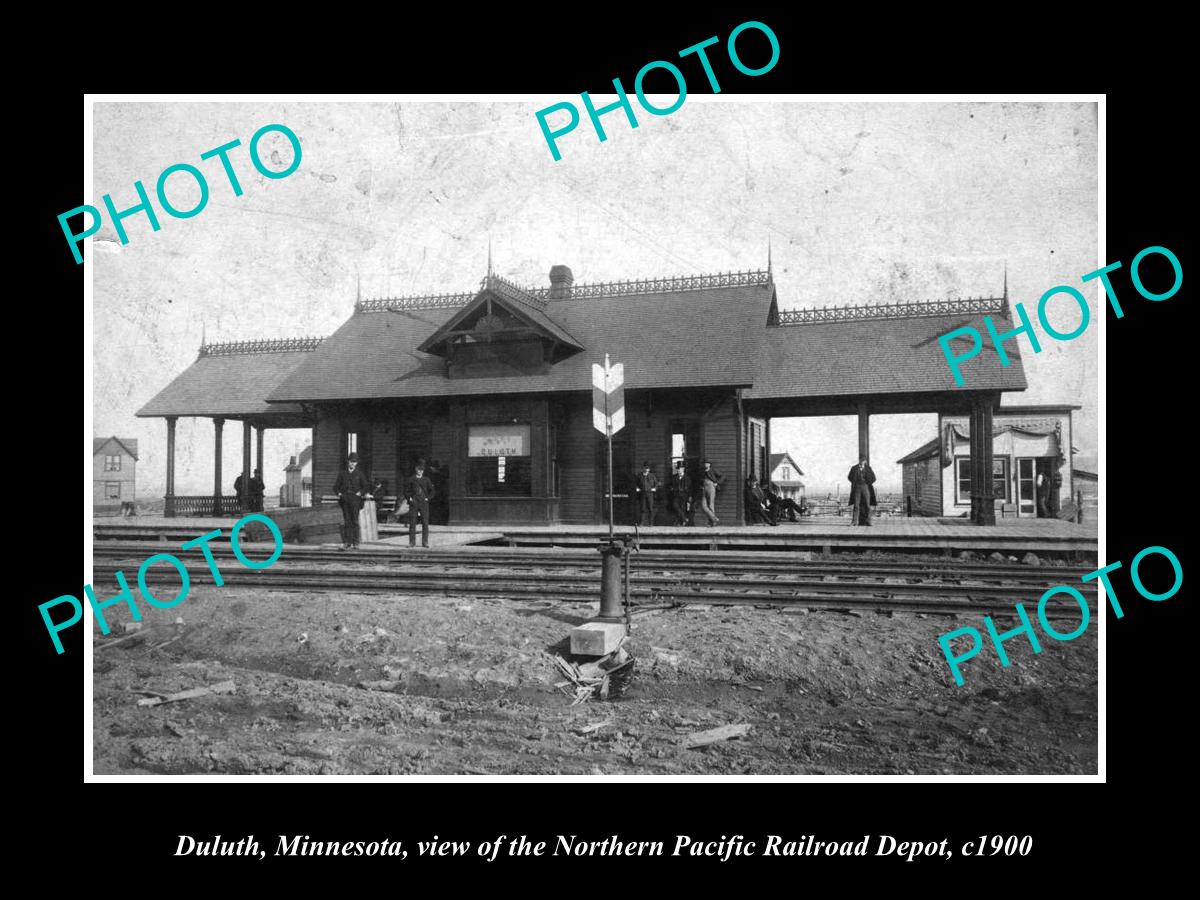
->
{"left": 91, "top": 100, "right": 1097, "bottom": 498}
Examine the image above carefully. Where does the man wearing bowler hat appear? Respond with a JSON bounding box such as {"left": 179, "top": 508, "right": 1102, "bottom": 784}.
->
{"left": 405, "top": 457, "right": 436, "bottom": 548}
{"left": 333, "top": 451, "right": 371, "bottom": 549}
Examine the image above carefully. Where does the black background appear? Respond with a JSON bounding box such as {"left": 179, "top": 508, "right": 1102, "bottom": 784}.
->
{"left": 23, "top": 8, "right": 1189, "bottom": 884}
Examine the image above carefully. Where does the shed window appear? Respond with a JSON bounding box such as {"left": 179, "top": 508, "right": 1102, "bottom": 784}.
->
{"left": 104, "top": 455, "right": 121, "bottom": 472}
{"left": 105, "top": 482, "right": 121, "bottom": 499}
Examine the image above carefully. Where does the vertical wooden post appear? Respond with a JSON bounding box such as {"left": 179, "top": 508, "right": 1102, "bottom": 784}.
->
{"left": 241, "top": 420, "right": 252, "bottom": 511}
{"left": 212, "top": 417, "right": 225, "bottom": 516}
{"left": 857, "top": 402, "right": 870, "bottom": 463}
{"left": 969, "top": 396, "right": 996, "bottom": 525}
{"left": 165, "top": 416, "right": 177, "bottom": 518}
{"left": 256, "top": 424, "right": 265, "bottom": 481}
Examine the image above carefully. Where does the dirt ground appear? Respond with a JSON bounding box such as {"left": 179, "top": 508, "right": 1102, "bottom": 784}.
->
{"left": 92, "top": 583, "right": 1097, "bottom": 775}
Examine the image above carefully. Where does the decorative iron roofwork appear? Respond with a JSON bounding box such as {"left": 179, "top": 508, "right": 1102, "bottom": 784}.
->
{"left": 530, "top": 268, "right": 772, "bottom": 300}
{"left": 199, "top": 336, "right": 325, "bottom": 357}
{"left": 769, "top": 296, "right": 1005, "bottom": 326}
{"left": 356, "top": 291, "right": 478, "bottom": 313}
{"left": 354, "top": 269, "right": 773, "bottom": 312}
{"left": 483, "top": 273, "right": 550, "bottom": 312}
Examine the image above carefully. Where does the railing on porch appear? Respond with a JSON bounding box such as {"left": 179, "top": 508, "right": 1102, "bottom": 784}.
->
{"left": 166, "top": 495, "right": 242, "bottom": 517}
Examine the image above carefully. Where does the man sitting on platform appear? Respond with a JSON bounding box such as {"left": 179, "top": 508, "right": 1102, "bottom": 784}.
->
{"left": 745, "top": 475, "right": 779, "bottom": 525}
{"left": 763, "top": 480, "right": 801, "bottom": 522}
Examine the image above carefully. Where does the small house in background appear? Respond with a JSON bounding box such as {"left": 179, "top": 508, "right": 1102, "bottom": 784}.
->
{"left": 94, "top": 436, "right": 138, "bottom": 515}
{"left": 768, "top": 452, "right": 805, "bottom": 501}
{"left": 897, "top": 404, "right": 1079, "bottom": 519}
{"left": 281, "top": 445, "right": 313, "bottom": 507}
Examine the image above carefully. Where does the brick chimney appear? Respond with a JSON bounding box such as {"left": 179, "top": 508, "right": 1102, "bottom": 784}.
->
{"left": 548, "top": 265, "right": 574, "bottom": 299}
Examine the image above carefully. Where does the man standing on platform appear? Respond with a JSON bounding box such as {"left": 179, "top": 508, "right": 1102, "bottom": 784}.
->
{"left": 698, "top": 459, "right": 725, "bottom": 527}
{"left": 847, "top": 456, "right": 877, "bottom": 527}
{"left": 406, "top": 457, "right": 436, "bottom": 548}
{"left": 249, "top": 468, "right": 265, "bottom": 513}
{"left": 333, "top": 452, "right": 371, "bottom": 549}
{"left": 634, "top": 461, "right": 659, "bottom": 526}
{"left": 670, "top": 461, "right": 692, "bottom": 525}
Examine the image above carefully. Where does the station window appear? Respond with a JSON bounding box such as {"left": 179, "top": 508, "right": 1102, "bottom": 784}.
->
{"left": 105, "top": 482, "right": 121, "bottom": 499}
{"left": 780, "top": 465, "right": 791, "bottom": 481}
{"left": 105, "top": 454, "right": 121, "bottom": 472}
{"left": 466, "top": 424, "right": 532, "bottom": 496}
{"left": 955, "top": 458, "right": 1011, "bottom": 504}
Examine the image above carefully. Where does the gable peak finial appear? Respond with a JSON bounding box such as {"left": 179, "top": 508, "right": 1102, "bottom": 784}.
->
{"left": 767, "top": 234, "right": 772, "bottom": 275}
{"left": 1003, "top": 260, "right": 1008, "bottom": 301}
{"left": 487, "top": 236, "right": 493, "bottom": 278}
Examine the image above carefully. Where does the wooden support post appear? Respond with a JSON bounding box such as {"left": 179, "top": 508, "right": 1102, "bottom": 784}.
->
{"left": 212, "top": 417, "right": 225, "bottom": 517}
{"left": 857, "top": 402, "right": 870, "bottom": 463}
{"left": 969, "top": 397, "right": 996, "bottom": 525}
{"left": 256, "top": 424, "right": 265, "bottom": 481}
{"left": 241, "top": 420, "right": 252, "bottom": 512}
{"left": 165, "top": 416, "right": 177, "bottom": 518}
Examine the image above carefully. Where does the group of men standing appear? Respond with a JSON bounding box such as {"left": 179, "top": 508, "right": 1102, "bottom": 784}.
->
{"left": 332, "top": 453, "right": 437, "bottom": 550}
{"left": 633, "top": 459, "right": 728, "bottom": 527}
{"left": 232, "top": 469, "right": 265, "bottom": 513}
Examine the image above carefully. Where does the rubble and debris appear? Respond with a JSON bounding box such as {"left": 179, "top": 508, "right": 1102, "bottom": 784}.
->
{"left": 682, "top": 723, "right": 752, "bottom": 749}
{"left": 553, "top": 644, "right": 636, "bottom": 705}
{"left": 136, "top": 680, "right": 236, "bottom": 708}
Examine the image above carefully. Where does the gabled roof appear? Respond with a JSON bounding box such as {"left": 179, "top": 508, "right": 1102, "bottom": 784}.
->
{"left": 271, "top": 273, "right": 774, "bottom": 402}
{"left": 897, "top": 437, "right": 941, "bottom": 464}
{"left": 768, "top": 451, "right": 804, "bottom": 476}
{"left": 137, "top": 339, "right": 322, "bottom": 419}
{"left": 747, "top": 298, "right": 1027, "bottom": 399}
{"left": 416, "top": 275, "right": 583, "bottom": 359}
{"left": 94, "top": 436, "right": 138, "bottom": 459}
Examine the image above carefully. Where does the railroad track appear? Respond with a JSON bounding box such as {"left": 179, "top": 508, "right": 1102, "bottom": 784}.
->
{"left": 92, "top": 542, "right": 1087, "bottom": 581}
{"left": 91, "top": 543, "right": 1096, "bottom": 618}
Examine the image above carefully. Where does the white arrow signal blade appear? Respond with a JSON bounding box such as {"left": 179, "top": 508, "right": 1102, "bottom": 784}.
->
{"left": 609, "top": 405, "right": 625, "bottom": 434}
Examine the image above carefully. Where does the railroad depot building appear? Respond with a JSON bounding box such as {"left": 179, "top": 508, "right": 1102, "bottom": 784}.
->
{"left": 137, "top": 264, "right": 1029, "bottom": 526}
{"left": 896, "top": 405, "right": 1079, "bottom": 518}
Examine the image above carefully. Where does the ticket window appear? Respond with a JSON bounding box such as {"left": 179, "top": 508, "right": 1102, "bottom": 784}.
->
{"left": 466, "top": 424, "right": 532, "bottom": 496}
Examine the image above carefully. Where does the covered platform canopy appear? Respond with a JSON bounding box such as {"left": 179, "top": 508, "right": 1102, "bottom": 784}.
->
{"left": 135, "top": 338, "right": 321, "bottom": 516}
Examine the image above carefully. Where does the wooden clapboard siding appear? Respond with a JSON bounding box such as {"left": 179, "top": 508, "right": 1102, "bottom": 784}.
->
{"left": 704, "top": 394, "right": 739, "bottom": 524}
{"left": 559, "top": 397, "right": 596, "bottom": 523}
{"left": 312, "top": 417, "right": 343, "bottom": 499}
{"left": 370, "top": 419, "right": 397, "bottom": 493}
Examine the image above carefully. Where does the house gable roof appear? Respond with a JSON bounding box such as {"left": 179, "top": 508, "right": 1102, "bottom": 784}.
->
{"left": 896, "top": 437, "right": 942, "bottom": 465}
{"left": 768, "top": 451, "right": 804, "bottom": 476}
{"left": 93, "top": 436, "right": 139, "bottom": 460}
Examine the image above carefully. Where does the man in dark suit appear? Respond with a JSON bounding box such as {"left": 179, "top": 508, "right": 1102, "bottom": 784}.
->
{"left": 669, "top": 461, "right": 692, "bottom": 525}
{"left": 333, "top": 452, "right": 371, "bottom": 549}
{"left": 249, "top": 468, "right": 265, "bottom": 512}
{"left": 745, "top": 475, "right": 779, "bottom": 525}
{"left": 232, "top": 472, "right": 247, "bottom": 513}
{"left": 634, "top": 461, "right": 659, "bottom": 526}
{"left": 405, "top": 457, "right": 436, "bottom": 548}
{"left": 847, "top": 456, "right": 877, "bottom": 526}
{"left": 763, "top": 480, "right": 801, "bottom": 522}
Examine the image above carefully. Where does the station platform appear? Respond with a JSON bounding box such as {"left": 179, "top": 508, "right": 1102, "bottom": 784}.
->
{"left": 97, "top": 515, "right": 1097, "bottom": 556}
